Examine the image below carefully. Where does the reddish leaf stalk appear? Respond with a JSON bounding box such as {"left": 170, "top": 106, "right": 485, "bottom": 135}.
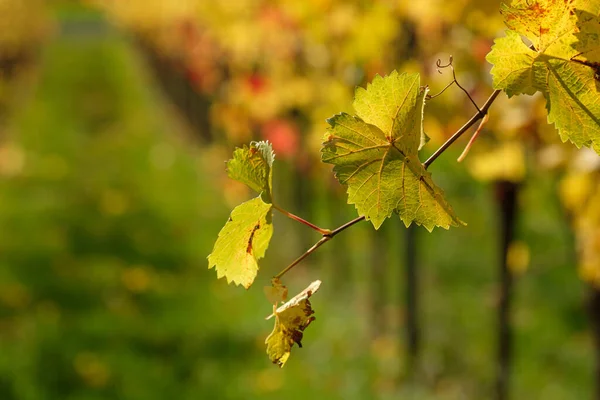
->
{"left": 273, "top": 204, "right": 332, "bottom": 236}
{"left": 457, "top": 113, "right": 489, "bottom": 162}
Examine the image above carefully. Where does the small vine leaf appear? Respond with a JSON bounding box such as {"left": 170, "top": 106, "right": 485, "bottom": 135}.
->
{"left": 227, "top": 141, "right": 275, "bottom": 202}
{"left": 265, "top": 300, "right": 315, "bottom": 367}
{"left": 265, "top": 280, "right": 321, "bottom": 367}
{"left": 322, "top": 71, "right": 464, "bottom": 231}
{"left": 486, "top": 0, "right": 600, "bottom": 153}
{"left": 264, "top": 277, "right": 288, "bottom": 305}
{"left": 266, "top": 280, "right": 321, "bottom": 319}
{"left": 208, "top": 196, "right": 273, "bottom": 288}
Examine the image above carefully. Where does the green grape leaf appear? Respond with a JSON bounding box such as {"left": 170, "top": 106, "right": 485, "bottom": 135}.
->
{"left": 322, "top": 71, "right": 464, "bottom": 231}
{"left": 227, "top": 141, "right": 275, "bottom": 201}
{"left": 487, "top": 0, "right": 600, "bottom": 153}
{"left": 208, "top": 196, "right": 273, "bottom": 288}
{"left": 265, "top": 280, "right": 321, "bottom": 367}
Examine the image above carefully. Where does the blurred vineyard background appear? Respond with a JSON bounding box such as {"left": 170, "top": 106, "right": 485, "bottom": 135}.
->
{"left": 1, "top": 0, "right": 599, "bottom": 399}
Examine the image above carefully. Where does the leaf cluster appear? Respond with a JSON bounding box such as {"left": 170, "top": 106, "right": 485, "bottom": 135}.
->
{"left": 205, "top": 0, "right": 600, "bottom": 368}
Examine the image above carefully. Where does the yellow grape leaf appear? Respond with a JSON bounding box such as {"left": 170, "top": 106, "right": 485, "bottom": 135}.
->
{"left": 322, "top": 71, "right": 464, "bottom": 231}
{"left": 487, "top": 0, "right": 600, "bottom": 153}
{"left": 265, "top": 280, "right": 321, "bottom": 367}
{"left": 208, "top": 197, "right": 273, "bottom": 288}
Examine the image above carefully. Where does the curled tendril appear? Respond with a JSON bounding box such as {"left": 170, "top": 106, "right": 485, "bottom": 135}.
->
{"left": 427, "top": 55, "right": 481, "bottom": 112}
{"left": 436, "top": 55, "right": 454, "bottom": 73}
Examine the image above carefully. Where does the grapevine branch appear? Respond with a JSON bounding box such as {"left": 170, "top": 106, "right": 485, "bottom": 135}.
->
{"left": 424, "top": 89, "right": 502, "bottom": 169}
{"left": 274, "top": 61, "right": 503, "bottom": 279}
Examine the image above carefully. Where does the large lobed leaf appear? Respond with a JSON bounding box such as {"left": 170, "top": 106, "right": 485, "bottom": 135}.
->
{"left": 208, "top": 141, "right": 275, "bottom": 288}
{"left": 322, "top": 71, "right": 464, "bottom": 231}
{"left": 487, "top": 0, "right": 600, "bottom": 153}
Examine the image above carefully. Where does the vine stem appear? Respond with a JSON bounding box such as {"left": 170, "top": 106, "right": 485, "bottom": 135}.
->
{"left": 329, "top": 215, "right": 366, "bottom": 236}
{"left": 273, "top": 203, "right": 332, "bottom": 235}
{"left": 423, "top": 89, "right": 502, "bottom": 169}
{"left": 274, "top": 216, "right": 365, "bottom": 279}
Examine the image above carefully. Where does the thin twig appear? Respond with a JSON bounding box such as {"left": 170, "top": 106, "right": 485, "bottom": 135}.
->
{"left": 427, "top": 80, "right": 455, "bottom": 100}
{"left": 457, "top": 113, "right": 489, "bottom": 162}
{"left": 454, "top": 77, "right": 481, "bottom": 113}
{"left": 427, "top": 56, "right": 480, "bottom": 112}
{"left": 424, "top": 89, "right": 502, "bottom": 169}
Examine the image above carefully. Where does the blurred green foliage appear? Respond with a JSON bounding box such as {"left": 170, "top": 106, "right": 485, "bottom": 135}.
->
{"left": 0, "top": 4, "right": 596, "bottom": 400}
{"left": 0, "top": 12, "right": 240, "bottom": 399}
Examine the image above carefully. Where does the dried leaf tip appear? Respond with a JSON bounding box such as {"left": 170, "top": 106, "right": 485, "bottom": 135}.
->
{"left": 266, "top": 280, "right": 321, "bottom": 320}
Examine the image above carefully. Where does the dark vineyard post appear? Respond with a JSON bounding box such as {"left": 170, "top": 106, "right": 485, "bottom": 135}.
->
{"left": 588, "top": 289, "right": 600, "bottom": 400}
{"left": 405, "top": 224, "right": 419, "bottom": 370}
{"left": 494, "top": 181, "right": 519, "bottom": 400}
